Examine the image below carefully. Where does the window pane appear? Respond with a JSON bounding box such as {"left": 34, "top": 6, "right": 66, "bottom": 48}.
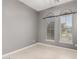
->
{"left": 47, "top": 19, "right": 55, "bottom": 40}
{"left": 60, "top": 15, "right": 73, "bottom": 44}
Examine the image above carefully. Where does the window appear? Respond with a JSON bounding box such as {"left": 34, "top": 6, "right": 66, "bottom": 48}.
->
{"left": 47, "top": 18, "right": 55, "bottom": 40}
{"left": 60, "top": 15, "right": 73, "bottom": 44}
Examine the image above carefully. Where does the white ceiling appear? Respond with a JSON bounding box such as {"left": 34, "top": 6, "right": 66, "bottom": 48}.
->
{"left": 19, "top": 0, "right": 74, "bottom": 11}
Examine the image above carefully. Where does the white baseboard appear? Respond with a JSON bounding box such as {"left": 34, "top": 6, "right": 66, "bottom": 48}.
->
{"left": 2, "top": 43, "right": 38, "bottom": 58}
{"left": 2, "top": 42, "right": 56, "bottom": 59}
{"left": 37, "top": 42, "right": 76, "bottom": 51}
{"left": 2, "top": 42, "right": 76, "bottom": 59}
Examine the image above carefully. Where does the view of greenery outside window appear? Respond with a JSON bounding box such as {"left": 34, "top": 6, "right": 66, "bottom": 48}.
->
{"left": 60, "top": 15, "right": 73, "bottom": 44}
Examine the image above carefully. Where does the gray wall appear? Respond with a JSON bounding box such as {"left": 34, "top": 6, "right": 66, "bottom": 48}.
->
{"left": 2, "top": 0, "right": 77, "bottom": 55}
{"left": 38, "top": 1, "right": 77, "bottom": 49}
{"left": 2, "top": 0, "right": 38, "bottom": 54}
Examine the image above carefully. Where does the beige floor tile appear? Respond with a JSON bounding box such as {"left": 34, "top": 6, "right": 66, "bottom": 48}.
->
{"left": 10, "top": 44, "right": 77, "bottom": 59}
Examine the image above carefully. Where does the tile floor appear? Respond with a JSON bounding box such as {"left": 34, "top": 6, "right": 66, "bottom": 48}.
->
{"left": 10, "top": 44, "right": 77, "bottom": 59}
